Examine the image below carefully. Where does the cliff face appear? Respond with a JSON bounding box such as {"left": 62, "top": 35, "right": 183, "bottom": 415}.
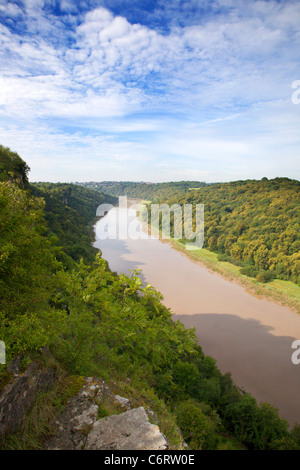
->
{"left": 0, "top": 360, "right": 56, "bottom": 439}
{"left": 0, "top": 361, "right": 170, "bottom": 451}
{"left": 43, "top": 376, "right": 168, "bottom": 450}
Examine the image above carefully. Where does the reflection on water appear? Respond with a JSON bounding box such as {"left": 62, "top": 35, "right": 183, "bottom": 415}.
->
{"left": 93, "top": 203, "right": 300, "bottom": 427}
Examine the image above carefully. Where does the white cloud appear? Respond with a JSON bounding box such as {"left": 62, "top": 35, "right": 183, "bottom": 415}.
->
{"left": 0, "top": 1, "right": 299, "bottom": 181}
{"left": 100, "top": 16, "right": 131, "bottom": 41}
{"left": 2, "top": 2, "right": 298, "bottom": 118}
{"left": 59, "top": 0, "right": 78, "bottom": 13}
{"left": 0, "top": 2, "right": 22, "bottom": 17}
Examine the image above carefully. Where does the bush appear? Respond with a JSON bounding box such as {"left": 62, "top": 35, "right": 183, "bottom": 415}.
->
{"left": 224, "top": 394, "right": 289, "bottom": 450}
{"left": 240, "top": 266, "right": 260, "bottom": 278}
{"left": 172, "top": 361, "right": 201, "bottom": 399}
{"left": 256, "top": 271, "right": 274, "bottom": 283}
{"left": 175, "top": 400, "right": 220, "bottom": 450}
{"left": 217, "top": 253, "right": 231, "bottom": 262}
{"left": 217, "top": 253, "right": 243, "bottom": 267}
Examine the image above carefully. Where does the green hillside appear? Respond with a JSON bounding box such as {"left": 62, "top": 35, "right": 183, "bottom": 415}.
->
{"left": 1, "top": 147, "right": 300, "bottom": 450}
{"left": 30, "top": 182, "right": 117, "bottom": 268}
{"left": 176, "top": 178, "right": 300, "bottom": 285}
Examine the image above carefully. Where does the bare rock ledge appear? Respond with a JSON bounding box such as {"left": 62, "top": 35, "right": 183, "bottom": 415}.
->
{"left": 85, "top": 407, "right": 168, "bottom": 450}
{"left": 44, "top": 377, "right": 168, "bottom": 451}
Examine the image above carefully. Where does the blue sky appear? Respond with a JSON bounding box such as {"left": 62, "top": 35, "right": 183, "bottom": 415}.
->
{"left": 0, "top": 0, "right": 299, "bottom": 183}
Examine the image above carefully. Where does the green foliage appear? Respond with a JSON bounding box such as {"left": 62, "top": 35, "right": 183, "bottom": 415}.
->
{"left": 0, "top": 182, "right": 64, "bottom": 361}
{"left": 172, "top": 361, "right": 201, "bottom": 399}
{"left": 50, "top": 255, "right": 199, "bottom": 378}
{"left": 0, "top": 145, "right": 30, "bottom": 188}
{"left": 30, "top": 182, "right": 117, "bottom": 267}
{"left": 175, "top": 400, "right": 221, "bottom": 450}
{"left": 1, "top": 150, "right": 299, "bottom": 449}
{"left": 256, "top": 270, "right": 274, "bottom": 283}
{"left": 224, "top": 394, "right": 289, "bottom": 450}
{"left": 240, "top": 265, "right": 260, "bottom": 278}
{"left": 176, "top": 178, "right": 300, "bottom": 284}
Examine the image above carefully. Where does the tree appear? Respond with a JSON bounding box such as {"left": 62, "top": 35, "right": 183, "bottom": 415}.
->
{"left": 224, "top": 394, "right": 288, "bottom": 449}
{"left": 0, "top": 145, "right": 30, "bottom": 187}
{"left": 0, "top": 182, "right": 60, "bottom": 360}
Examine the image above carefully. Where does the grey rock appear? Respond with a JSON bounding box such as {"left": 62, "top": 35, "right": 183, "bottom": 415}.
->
{"left": 0, "top": 362, "right": 56, "bottom": 439}
{"left": 114, "top": 394, "right": 131, "bottom": 410}
{"left": 44, "top": 378, "right": 101, "bottom": 450}
{"left": 0, "top": 363, "right": 171, "bottom": 451}
{"left": 7, "top": 354, "right": 24, "bottom": 376}
{"left": 85, "top": 407, "right": 168, "bottom": 450}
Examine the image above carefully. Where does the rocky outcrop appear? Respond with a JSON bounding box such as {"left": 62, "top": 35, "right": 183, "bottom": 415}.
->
{"left": 43, "top": 377, "right": 168, "bottom": 450}
{"left": 0, "top": 361, "right": 56, "bottom": 439}
{"left": 0, "top": 360, "right": 169, "bottom": 450}
{"left": 85, "top": 407, "right": 168, "bottom": 450}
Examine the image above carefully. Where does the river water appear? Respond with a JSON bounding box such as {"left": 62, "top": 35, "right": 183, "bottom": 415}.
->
{"left": 93, "top": 202, "right": 300, "bottom": 427}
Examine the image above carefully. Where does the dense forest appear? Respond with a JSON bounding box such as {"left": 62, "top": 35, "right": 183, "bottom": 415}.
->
{"left": 1, "top": 145, "right": 300, "bottom": 450}
{"left": 176, "top": 179, "right": 300, "bottom": 285}
{"left": 30, "top": 183, "right": 117, "bottom": 268}
{"left": 79, "top": 180, "right": 208, "bottom": 203}
{"left": 79, "top": 179, "right": 300, "bottom": 285}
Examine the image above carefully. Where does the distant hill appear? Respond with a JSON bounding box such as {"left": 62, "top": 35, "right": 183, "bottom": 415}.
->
{"left": 77, "top": 180, "right": 209, "bottom": 203}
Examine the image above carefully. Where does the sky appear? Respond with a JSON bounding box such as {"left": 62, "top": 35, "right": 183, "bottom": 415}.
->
{"left": 0, "top": 0, "right": 299, "bottom": 183}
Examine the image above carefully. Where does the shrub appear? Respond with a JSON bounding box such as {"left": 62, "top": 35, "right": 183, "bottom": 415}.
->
{"left": 175, "top": 400, "right": 220, "bottom": 450}
{"left": 172, "top": 361, "right": 201, "bottom": 399}
{"left": 224, "top": 394, "right": 289, "bottom": 450}
{"left": 256, "top": 271, "right": 274, "bottom": 283}
{"left": 240, "top": 266, "right": 260, "bottom": 278}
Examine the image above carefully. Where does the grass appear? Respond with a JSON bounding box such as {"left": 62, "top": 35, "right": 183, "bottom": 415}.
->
{"left": 97, "top": 397, "right": 124, "bottom": 419}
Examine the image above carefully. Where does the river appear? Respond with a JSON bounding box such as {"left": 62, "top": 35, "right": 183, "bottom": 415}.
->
{"left": 93, "top": 201, "right": 300, "bottom": 427}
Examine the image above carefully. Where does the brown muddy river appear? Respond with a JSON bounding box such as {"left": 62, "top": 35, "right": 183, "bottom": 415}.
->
{"left": 93, "top": 202, "right": 300, "bottom": 427}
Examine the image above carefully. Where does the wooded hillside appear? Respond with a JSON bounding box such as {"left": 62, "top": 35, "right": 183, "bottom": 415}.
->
{"left": 1, "top": 147, "right": 300, "bottom": 450}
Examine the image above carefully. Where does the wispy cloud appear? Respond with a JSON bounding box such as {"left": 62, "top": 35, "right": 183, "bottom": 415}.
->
{"left": 0, "top": 0, "right": 299, "bottom": 182}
